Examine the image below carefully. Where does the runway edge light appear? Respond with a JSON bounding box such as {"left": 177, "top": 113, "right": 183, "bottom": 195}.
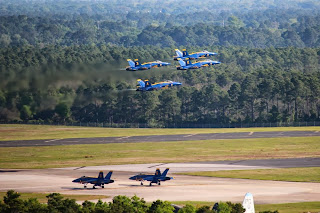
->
{"left": 242, "top": 192, "right": 255, "bottom": 213}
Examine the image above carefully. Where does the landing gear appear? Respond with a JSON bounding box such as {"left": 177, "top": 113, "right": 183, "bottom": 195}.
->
{"left": 149, "top": 182, "right": 152, "bottom": 186}
{"left": 102, "top": 185, "right": 105, "bottom": 188}
{"left": 93, "top": 186, "right": 96, "bottom": 189}
{"left": 158, "top": 182, "right": 161, "bottom": 185}
{"left": 140, "top": 182, "right": 143, "bottom": 185}
{"left": 84, "top": 185, "right": 87, "bottom": 188}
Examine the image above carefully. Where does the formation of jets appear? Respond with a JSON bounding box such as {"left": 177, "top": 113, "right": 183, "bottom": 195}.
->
{"left": 124, "top": 48, "right": 221, "bottom": 91}
{"left": 72, "top": 168, "right": 173, "bottom": 188}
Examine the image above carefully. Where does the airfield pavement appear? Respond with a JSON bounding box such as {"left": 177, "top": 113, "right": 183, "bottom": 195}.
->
{"left": 1, "top": 158, "right": 320, "bottom": 204}
{"left": 1, "top": 130, "right": 320, "bottom": 147}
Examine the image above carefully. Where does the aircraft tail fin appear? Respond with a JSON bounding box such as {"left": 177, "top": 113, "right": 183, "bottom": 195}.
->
{"left": 144, "top": 80, "right": 152, "bottom": 88}
{"left": 161, "top": 168, "right": 169, "bottom": 177}
{"left": 175, "top": 49, "right": 183, "bottom": 57}
{"left": 178, "top": 59, "right": 186, "bottom": 67}
{"left": 127, "top": 59, "right": 135, "bottom": 67}
{"left": 134, "top": 59, "right": 141, "bottom": 66}
{"left": 182, "top": 49, "right": 189, "bottom": 57}
{"left": 105, "top": 171, "right": 113, "bottom": 179}
{"left": 98, "top": 171, "right": 104, "bottom": 179}
{"left": 137, "top": 79, "right": 145, "bottom": 88}
{"left": 155, "top": 168, "right": 161, "bottom": 176}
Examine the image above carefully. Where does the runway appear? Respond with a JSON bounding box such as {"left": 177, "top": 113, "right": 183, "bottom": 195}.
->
{"left": 1, "top": 158, "right": 320, "bottom": 204}
{"left": 1, "top": 131, "right": 320, "bottom": 147}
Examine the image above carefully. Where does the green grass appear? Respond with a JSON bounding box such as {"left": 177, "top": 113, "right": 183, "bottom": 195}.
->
{"left": 255, "top": 202, "right": 320, "bottom": 213}
{"left": 1, "top": 124, "right": 320, "bottom": 141}
{"left": 171, "top": 201, "right": 320, "bottom": 213}
{"left": 0, "top": 192, "right": 109, "bottom": 203}
{"left": 180, "top": 167, "right": 320, "bottom": 182}
{"left": 1, "top": 136, "right": 320, "bottom": 169}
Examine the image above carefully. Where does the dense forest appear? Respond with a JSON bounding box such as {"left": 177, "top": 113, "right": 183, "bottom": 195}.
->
{"left": 1, "top": 0, "right": 320, "bottom": 126}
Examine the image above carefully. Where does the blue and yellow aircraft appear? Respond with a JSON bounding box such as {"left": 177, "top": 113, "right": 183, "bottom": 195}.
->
{"left": 126, "top": 59, "right": 170, "bottom": 71}
{"left": 72, "top": 171, "right": 114, "bottom": 189}
{"left": 177, "top": 58, "right": 221, "bottom": 70}
{"left": 129, "top": 168, "right": 173, "bottom": 186}
{"left": 136, "top": 79, "right": 182, "bottom": 91}
{"left": 173, "top": 49, "right": 217, "bottom": 61}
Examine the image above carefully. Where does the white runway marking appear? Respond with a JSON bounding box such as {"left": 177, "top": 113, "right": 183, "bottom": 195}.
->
{"left": 44, "top": 139, "right": 61, "bottom": 143}
{"left": 248, "top": 132, "right": 254, "bottom": 136}
{"left": 183, "top": 134, "right": 196, "bottom": 137}
{"left": 116, "top": 136, "right": 131, "bottom": 140}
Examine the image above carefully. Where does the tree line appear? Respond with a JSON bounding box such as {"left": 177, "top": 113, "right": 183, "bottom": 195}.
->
{"left": 0, "top": 190, "right": 278, "bottom": 213}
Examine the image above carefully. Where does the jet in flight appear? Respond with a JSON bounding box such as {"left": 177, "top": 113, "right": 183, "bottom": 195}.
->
{"left": 177, "top": 58, "right": 220, "bottom": 70}
{"left": 173, "top": 49, "right": 217, "bottom": 61}
{"left": 136, "top": 79, "right": 182, "bottom": 91}
{"left": 126, "top": 59, "right": 170, "bottom": 71}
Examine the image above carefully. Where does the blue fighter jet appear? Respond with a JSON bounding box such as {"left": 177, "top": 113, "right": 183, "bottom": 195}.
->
{"left": 177, "top": 58, "right": 221, "bottom": 70}
{"left": 136, "top": 79, "right": 182, "bottom": 91}
{"left": 148, "top": 60, "right": 171, "bottom": 67}
{"left": 126, "top": 59, "right": 170, "bottom": 71}
{"left": 173, "top": 49, "right": 217, "bottom": 61}
{"left": 72, "top": 171, "right": 114, "bottom": 189}
{"left": 129, "top": 168, "right": 173, "bottom": 186}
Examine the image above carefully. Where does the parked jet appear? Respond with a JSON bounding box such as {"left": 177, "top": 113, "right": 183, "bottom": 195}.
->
{"left": 177, "top": 58, "right": 220, "bottom": 70}
{"left": 129, "top": 168, "right": 173, "bottom": 186}
{"left": 173, "top": 49, "right": 217, "bottom": 61}
{"left": 72, "top": 171, "right": 114, "bottom": 189}
{"left": 126, "top": 59, "right": 170, "bottom": 71}
{"left": 136, "top": 79, "right": 182, "bottom": 91}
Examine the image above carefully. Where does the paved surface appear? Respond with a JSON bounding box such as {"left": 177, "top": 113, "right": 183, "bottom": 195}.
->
{"left": 1, "top": 131, "right": 320, "bottom": 147}
{"left": 1, "top": 158, "right": 320, "bottom": 204}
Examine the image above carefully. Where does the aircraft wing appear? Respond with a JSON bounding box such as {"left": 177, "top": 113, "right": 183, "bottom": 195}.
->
{"left": 143, "top": 176, "right": 156, "bottom": 181}
{"left": 85, "top": 178, "right": 98, "bottom": 184}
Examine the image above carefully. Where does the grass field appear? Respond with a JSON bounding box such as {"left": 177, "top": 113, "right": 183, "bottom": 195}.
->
{"left": 171, "top": 201, "right": 320, "bottom": 213}
{"left": 1, "top": 136, "right": 319, "bottom": 169}
{"left": 0, "top": 191, "right": 109, "bottom": 203}
{"left": 1, "top": 124, "right": 320, "bottom": 141}
{"left": 180, "top": 167, "right": 320, "bottom": 182}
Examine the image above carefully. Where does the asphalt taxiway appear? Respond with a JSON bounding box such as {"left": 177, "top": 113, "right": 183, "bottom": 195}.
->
{"left": 1, "top": 131, "right": 320, "bottom": 147}
{"left": 1, "top": 158, "right": 319, "bottom": 204}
